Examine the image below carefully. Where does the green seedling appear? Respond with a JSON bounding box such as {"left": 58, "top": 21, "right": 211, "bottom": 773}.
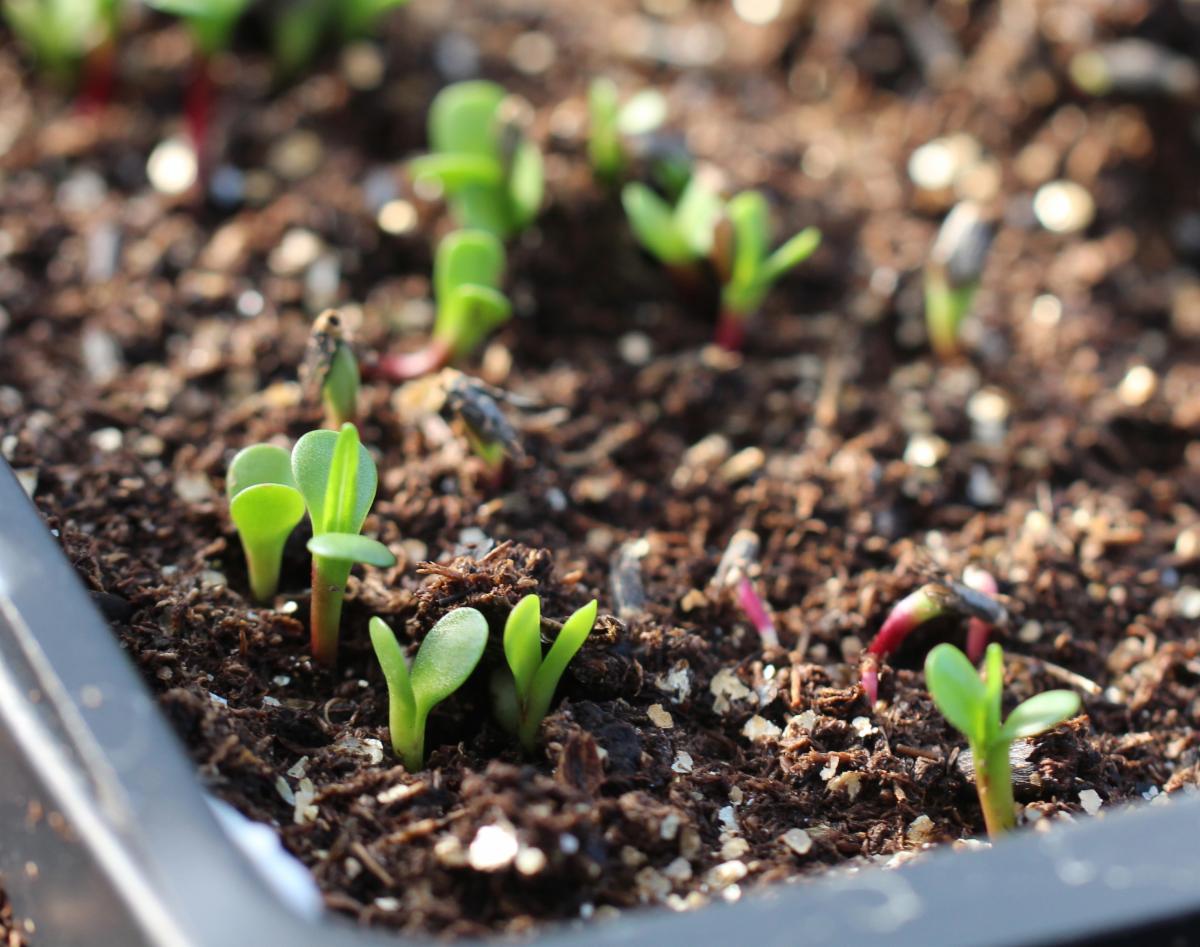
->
{"left": 226, "top": 444, "right": 306, "bottom": 603}
{"left": 493, "top": 595, "right": 599, "bottom": 751}
{"left": 408, "top": 80, "right": 544, "bottom": 238}
{"left": 273, "top": 0, "right": 409, "bottom": 77}
{"left": 370, "top": 609, "right": 488, "bottom": 770}
{"left": 713, "top": 190, "right": 821, "bottom": 351}
{"left": 377, "top": 230, "right": 512, "bottom": 381}
{"left": 293, "top": 423, "right": 395, "bottom": 665}
{"left": 3, "top": 0, "right": 118, "bottom": 98}
{"left": 622, "top": 174, "right": 722, "bottom": 272}
{"left": 925, "top": 643, "right": 1081, "bottom": 838}
{"left": 588, "top": 78, "right": 668, "bottom": 184}
{"left": 300, "top": 310, "right": 359, "bottom": 428}
{"left": 924, "top": 201, "right": 993, "bottom": 359}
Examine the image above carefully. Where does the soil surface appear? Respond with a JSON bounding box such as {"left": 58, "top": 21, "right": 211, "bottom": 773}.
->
{"left": 3, "top": 0, "right": 1200, "bottom": 939}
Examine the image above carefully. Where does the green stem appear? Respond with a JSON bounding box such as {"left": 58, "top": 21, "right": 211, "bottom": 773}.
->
{"left": 393, "top": 707, "right": 426, "bottom": 771}
{"left": 976, "top": 739, "right": 1016, "bottom": 837}
{"left": 517, "top": 690, "right": 549, "bottom": 753}
{"left": 310, "top": 556, "right": 352, "bottom": 666}
{"left": 243, "top": 536, "right": 283, "bottom": 603}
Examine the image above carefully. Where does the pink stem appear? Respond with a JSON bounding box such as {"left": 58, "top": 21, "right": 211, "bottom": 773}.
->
{"left": 185, "top": 55, "right": 213, "bottom": 181}
{"left": 860, "top": 586, "right": 948, "bottom": 704}
{"left": 963, "top": 569, "right": 999, "bottom": 663}
{"left": 714, "top": 310, "right": 747, "bottom": 351}
{"left": 737, "top": 577, "right": 779, "bottom": 650}
{"left": 371, "top": 338, "right": 453, "bottom": 383}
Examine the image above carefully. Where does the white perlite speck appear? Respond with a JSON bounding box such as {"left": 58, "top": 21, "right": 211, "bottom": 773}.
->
{"left": 648, "top": 704, "right": 674, "bottom": 728}
{"left": 741, "top": 714, "right": 782, "bottom": 743}
{"left": 710, "top": 668, "right": 753, "bottom": 713}
{"left": 1079, "top": 789, "right": 1103, "bottom": 816}
{"left": 468, "top": 824, "right": 520, "bottom": 871}
{"left": 705, "top": 860, "right": 748, "bottom": 889}
{"left": 780, "top": 828, "right": 812, "bottom": 856}
{"left": 906, "top": 815, "right": 936, "bottom": 845}
{"left": 672, "top": 751, "right": 694, "bottom": 774}
{"left": 293, "top": 778, "right": 318, "bottom": 824}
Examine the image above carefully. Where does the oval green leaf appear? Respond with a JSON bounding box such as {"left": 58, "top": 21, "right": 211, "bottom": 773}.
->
{"left": 622, "top": 182, "right": 692, "bottom": 265}
{"left": 291, "top": 427, "right": 377, "bottom": 536}
{"left": 507, "top": 139, "right": 544, "bottom": 230}
{"left": 410, "top": 607, "right": 489, "bottom": 715}
{"left": 503, "top": 594, "right": 542, "bottom": 702}
{"left": 369, "top": 616, "right": 415, "bottom": 712}
{"left": 230, "top": 482, "right": 306, "bottom": 541}
{"left": 408, "top": 153, "right": 504, "bottom": 193}
{"left": 434, "top": 229, "right": 506, "bottom": 306}
{"left": 227, "top": 443, "right": 295, "bottom": 499}
{"left": 924, "top": 643, "right": 987, "bottom": 744}
{"left": 429, "top": 80, "right": 506, "bottom": 156}
{"left": 306, "top": 532, "right": 395, "bottom": 567}
{"left": 1000, "top": 690, "right": 1081, "bottom": 742}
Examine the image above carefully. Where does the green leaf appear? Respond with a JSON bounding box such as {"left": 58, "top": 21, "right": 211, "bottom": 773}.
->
{"left": 409, "top": 607, "right": 489, "bottom": 716}
{"left": 529, "top": 600, "right": 598, "bottom": 715}
{"left": 324, "top": 423, "right": 361, "bottom": 535}
{"left": 503, "top": 594, "right": 542, "bottom": 703}
{"left": 306, "top": 532, "right": 395, "bottom": 567}
{"left": 434, "top": 230, "right": 506, "bottom": 304}
{"left": 272, "top": 0, "right": 328, "bottom": 75}
{"left": 291, "top": 426, "right": 377, "bottom": 537}
{"left": 507, "top": 139, "right": 544, "bottom": 230}
{"left": 983, "top": 642, "right": 1004, "bottom": 737}
{"left": 617, "top": 89, "right": 667, "bottom": 136}
{"left": 408, "top": 153, "right": 504, "bottom": 192}
{"left": 230, "top": 483, "right": 306, "bottom": 540}
{"left": 436, "top": 284, "right": 512, "bottom": 358}
{"left": 369, "top": 616, "right": 416, "bottom": 724}
{"left": 674, "top": 176, "right": 723, "bottom": 258}
{"left": 227, "top": 444, "right": 295, "bottom": 498}
{"left": 763, "top": 226, "right": 821, "bottom": 283}
{"left": 429, "top": 80, "right": 506, "bottom": 156}
{"left": 999, "top": 690, "right": 1081, "bottom": 742}
{"left": 727, "top": 190, "right": 771, "bottom": 292}
{"left": 322, "top": 344, "right": 360, "bottom": 429}
{"left": 588, "top": 77, "right": 621, "bottom": 179}
{"left": 924, "top": 643, "right": 987, "bottom": 744}
{"left": 622, "top": 183, "right": 692, "bottom": 265}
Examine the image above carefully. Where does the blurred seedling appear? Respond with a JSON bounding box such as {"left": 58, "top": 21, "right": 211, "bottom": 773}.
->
{"left": 293, "top": 423, "right": 395, "bottom": 665}
{"left": 226, "top": 444, "right": 305, "bottom": 603}
{"left": 300, "top": 310, "right": 359, "bottom": 428}
{"left": 861, "top": 571, "right": 1006, "bottom": 706}
{"left": 369, "top": 608, "right": 488, "bottom": 769}
{"left": 622, "top": 174, "right": 722, "bottom": 285}
{"left": 925, "top": 642, "right": 1081, "bottom": 837}
{"left": 493, "top": 594, "right": 599, "bottom": 751}
{"left": 274, "top": 0, "right": 410, "bottom": 78}
{"left": 408, "top": 81, "right": 544, "bottom": 238}
{"left": 3, "top": 0, "right": 120, "bottom": 107}
{"left": 377, "top": 229, "right": 512, "bottom": 381}
{"left": 924, "top": 201, "right": 993, "bottom": 359}
{"left": 587, "top": 78, "right": 669, "bottom": 184}
{"left": 711, "top": 190, "right": 821, "bottom": 351}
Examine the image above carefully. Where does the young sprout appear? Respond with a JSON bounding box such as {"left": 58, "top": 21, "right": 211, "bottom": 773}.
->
{"left": 377, "top": 230, "right": 512, "bottom": 381}
{"left": 736, "top": 577, "right": 780, "bottom": 651}
{"left": 622, "top": 174, "right": 722, "bottom": 276}
{"left": 300, "top": 310, "right": 359, "bottom": 428}
{"left": 273, "top": 0, "right": 410, "bottom": 78}
{"left": 924, "top": 201, "right": 993, "bottom": 359}
{"left": 3, "top": 0, "right": 119, "bottom": 102}
{"left": 293, "top": 423, "right": 395, "bottom": 665}
{"left": 144, "top": 0, "right": 252, "bottom": 169}
{"left": 226, "top": 444, "right": 306, "bottom": 603}
{"left": 925, "top": 643, "right": 1081, "bottom": 837}
{"left": 369, "top": 609, "right": 488, "bottom": 770}
{"left": 712, "top": 190, "right": 821, "bottom": 351}
{"left": 493, "top": 595, "right": 599, "bottom": 751}
{"left": 861, "top": 578, "right": 1008, "bottom": 705}
{"left": 408, "top": 81, "right": 544, "bottom": 239}
{"left": 587, "top": 78, "right": 668, "bottom": 184}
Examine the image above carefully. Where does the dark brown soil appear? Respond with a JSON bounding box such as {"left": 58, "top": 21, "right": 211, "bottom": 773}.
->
{"left": 2, "top": 0, "right": 1200, "bottom": 939}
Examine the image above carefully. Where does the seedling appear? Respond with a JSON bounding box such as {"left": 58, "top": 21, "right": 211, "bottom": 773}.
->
{"left": 300, "top": 310, "right": 359, "bottom": 428}
{"left": 925, "top": 642, "right": 1080, "bottom": 837}
{"left": 226, "top": 444, "right": 306, "bottom": 603}
{"left": 369, "top": 609, "right": 488, "bottom": 770}
{"left": 144, "top": 0, "right": 252, "bottom": 170}
{"left": 408, "top": 81, "right": 544, "bottom": 238}
{"left": 924, "top": 201, "right": 993, "bottom": 359}
{"left": 376, "top": 230, "right": 512, "bottom": 381}
{"left": 712, "top": 190, "right": 821, "bottom": 351}
{"left": 736, "top": 577, "right": 780, "bottom": 651}
{"left": 622, "top": 175, "right": 722, "bottom": 278}
{"left": 3, "top": 0, "right": 119, "bottom": 105}
{"left": 293, "top": 423, "right": 395, "bottom": 665}
{"left": 861, "top": 577, "right": 1007, "bottom": 705}
{"left": 493, "top": 595, "right": 599, "bottom": 751}
{"left": 274, "top": 0, "right": 409, "bottom": 77}
{"left": 587, "top": 78, "right": 668, "bottom": 184}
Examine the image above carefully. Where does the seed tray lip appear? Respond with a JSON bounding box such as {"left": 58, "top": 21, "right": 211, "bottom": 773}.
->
{"left": 1, "top": 458, "right": 1198, "bottom": 947}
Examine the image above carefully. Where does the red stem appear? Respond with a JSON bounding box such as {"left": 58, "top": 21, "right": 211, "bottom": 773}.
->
{"left": 76, "top": 39, "right": 116, "bottom": 114}
{"left": 714, "top": 310, "right": 747, "bottom": 351}
{"left": 860, "top": 586, "right": 948, "bottom": 705}
{"left": 737, "top": 577, "right": 779, "bottom": 650}
{"left": 372, "top": 337, "right": 453, "bottom": 383}
{"left": 963, "top": 569, "right": 998, "bottom": 662}
{"left": 185, "top": 54, "right": 214, "bottom": 182}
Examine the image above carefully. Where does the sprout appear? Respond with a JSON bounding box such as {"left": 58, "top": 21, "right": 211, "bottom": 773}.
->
{"left": 587, "top": 78, "right": 668, "bottom": 184}
{"left": 493, "top": 595, "right": 599, "bottom": 751}
{"left": 861, "top": 577, "right": 1008, "bottom": 705}
{"left": 300, "top": 310, "right": 359, "bottom": 429}
{"left": 622, "top": 175, "right": 722, "bottom": 272}
{"left": 293, "top": 423, "right": 395, "bottom": 665}
{"left": 376, "top": 230, "right": 512, "bottom": 381}
{"left": 408, "top": 81, "right": 544, "bottom": 239}
{"left": 274, "top": 0, "right": 410, "bottom": 78}
{"left": 712, "top": 190, "right": 821, "bottom": 351}
{"left": 369, "top": 609, "right": 488, "bottom": 770}
{"left": 925, "top": 643, "right": 1081, "bottom": 837}
{"left": 736, "top": 577, "right": 780, "bottom": 651}
{"left": 924, "top": 201, "right": 993, "bottom": 359}
{"left": 3, "top": 0, "right": 119, "bottom": 98}
{"left": 226, "top": 444, "right": 306, "bottom": 603}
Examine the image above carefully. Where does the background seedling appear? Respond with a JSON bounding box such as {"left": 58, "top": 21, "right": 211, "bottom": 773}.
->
{"left": 377, "top": 230, "right": 512, "bottom": 381}
{"left": 588, "top": 78, "right": 668, "bottom": 184}
{"left": 925, "top": 642, "right": 1081, "bottom": 837}
{"left": 408, "top": 80, "right": 544, "bottom": 238}
{"left": 3, "top": 0, "right": 119, "bottom": 105}
{"left": 712, "top": 190, "right": 821, "bottom": 351}
{"left": 622, "top": 175, "right": 722, "bottom": 274}
{"left": 493, "top": 594, "right": 598, "bottom": 751}
{"left": 369, "top": 609, "right": 488, "bottom": 770}
{"left": 226, "top": 444, "right": 305, "bottom": 603}
{"left": 300, "top": 310, "right": 359, "bottom": 428}
{"left": 924, "top": 201, "right": 993, "bottom": 359}
{"left": 293, "top": 423, "right": 395, "bottom": 665}
{"left": 274, "top": 0, "right": 409, "bottom": 78}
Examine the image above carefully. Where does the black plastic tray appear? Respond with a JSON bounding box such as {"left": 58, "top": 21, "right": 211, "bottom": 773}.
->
{"left": 2, "top": 458, "right": 1199, "bottom": 947}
